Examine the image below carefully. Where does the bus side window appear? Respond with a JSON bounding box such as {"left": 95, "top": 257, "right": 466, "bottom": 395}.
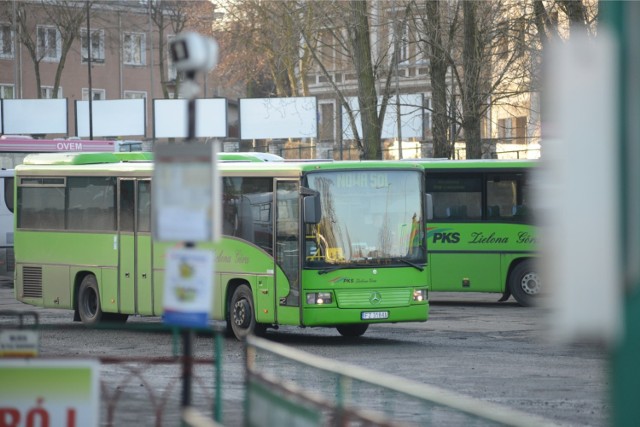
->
{"left": 137, "top": 181, "right": 151, "bottom": 233}
{"left": 119, "top": 180, "right": 135, "bottom": 232}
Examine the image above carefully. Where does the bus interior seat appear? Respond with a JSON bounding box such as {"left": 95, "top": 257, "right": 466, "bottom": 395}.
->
{"left": 446, "top": 205, "right": 467, "bottom": 219}
{"left": 487, "top": 205, "right": 501, "bottom": 218}
{"left": 512, "top": 205, "right": 527, "bottom": 217}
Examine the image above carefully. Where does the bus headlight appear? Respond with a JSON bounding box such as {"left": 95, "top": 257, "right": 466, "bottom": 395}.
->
{"left": 413, "top": 289, "right": 427, "bottom": 302}
{"left": 307, "top": 292, "right": 333, "bottom": 305}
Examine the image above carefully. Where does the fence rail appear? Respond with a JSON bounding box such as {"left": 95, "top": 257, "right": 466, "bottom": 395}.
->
{"left": 245, "top": 335, "right": 558, "bottom": 427}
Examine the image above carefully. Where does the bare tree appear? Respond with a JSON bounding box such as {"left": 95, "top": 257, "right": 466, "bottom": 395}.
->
{"left": 295, "top": 1, "right": 413, "bottom": 160}
{"left": 461, "top": 1, "right": 484, "bottom": 158}
{"left": 348, "top": 0, "right": 382, "bottom": 159}
{"left": 149, "top": 1, "right": 188, "bottom": 99}
{"left": 418, "top": 1, "right": 544, "bottom": 159}
{"left": 211, "top": 0, "right": 314, "bottom": 98}
{"left": 3, "top": 0, "right": 87, "bottom": 99}
{"left": 416, "top": 0, "right": 461, "bottom": 158}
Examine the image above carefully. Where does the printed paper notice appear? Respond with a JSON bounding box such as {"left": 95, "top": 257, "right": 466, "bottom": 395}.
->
{"left": 163, "top": 247, "right": 214, "bottom": 328}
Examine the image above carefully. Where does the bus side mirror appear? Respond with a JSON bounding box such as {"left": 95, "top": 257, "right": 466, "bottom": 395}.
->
{"left": 303, "top": 194, "right": 321, "bottom": 224}
{"left": 426, "top": 193, "right": 433, "bottom": 221}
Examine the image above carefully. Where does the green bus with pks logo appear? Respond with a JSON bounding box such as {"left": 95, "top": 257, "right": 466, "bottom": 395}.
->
{"left": 416, "top": 159, "right": 538, "bottom": 306}
{"left": 13, "top": 153, "right": 429, "bottom": 339}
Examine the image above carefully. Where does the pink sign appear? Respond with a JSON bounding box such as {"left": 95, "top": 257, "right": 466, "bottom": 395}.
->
{"left": 0, "top": 138, "right": 115, "bottom": 152}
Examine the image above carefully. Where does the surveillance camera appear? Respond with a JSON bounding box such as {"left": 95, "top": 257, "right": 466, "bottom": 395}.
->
{"left": 169, "top": 32, "right": 218, "bottom": 74}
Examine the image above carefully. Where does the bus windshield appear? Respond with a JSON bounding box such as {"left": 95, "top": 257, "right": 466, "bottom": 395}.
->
{"left": 305, "top": 169, "right": 424, "bottom": 268}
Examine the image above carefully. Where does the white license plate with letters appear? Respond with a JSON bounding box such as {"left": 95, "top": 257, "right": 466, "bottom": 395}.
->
{"left": 361, "top": 311, "right": 389, "bottom": 320}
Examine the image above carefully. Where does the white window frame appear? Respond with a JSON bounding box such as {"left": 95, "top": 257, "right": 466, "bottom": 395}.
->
{"left": 37, "top": 25, "right": 61, "bottom": 62}
{"left": 167, "top": 34, "right": 177, "bottom": 80}
{"left": 81, "top": 28, "right": 105, "bottom": 63}
{"left": 498, "top": 118, "right": 513, "bottom": 141}
{"left": 424, "top": 97, "right": 432, "bottom": 131}
{"left": 82, "top": 88, "right": 105, "bottom": 101}
{"left": 318, "top": 100, "right": 337, "bottom": 142}
{"left": 124, "top": 90, "right": 147, "bottom": 99}
{"left": 398, "top": 21, "right": 409, "bottom": 63}
{"left": 123, "top": 32, "right": 146, "bottom": 66}
{"left": 41, "top": 86, "right": 63, "bottom": 99}
{"left": 0, "top": 84, "right": 15, "bottom": 99}
{"left": 0, "top": 23, "right": 14, "bottom": 59}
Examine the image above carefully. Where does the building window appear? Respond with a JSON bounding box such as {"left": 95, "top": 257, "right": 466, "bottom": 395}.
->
{"left": 515, "top": 116, "right": 527, "bottom": 144}
{"left": 167, "top": 34, "right": 177, "bottom": 81}
{"left": 124, "top": 90, "right": 146, "bottom": 99}
{"left": 319, "top": 102, "right": 335, "bottom": 142}
{"left": 0, "top": 84, "right": 14, "bottom": 99}
{"left": 41, "top": 86, "right": 63, "bottom": 99}
{"left": 396, "top": 20, "right": 409, "bottom": 63}
{"left": 498, "top": 117, "right": 527, "bottom": 144}
{"left": 498, "top": 118, "right": 512, "bottom": 142}
{"left": 319, "top": 31, "right": 336, "bottom": 71}
{"left": 82, "top": 88, "right": 105, "bottom": 100}
{"left": 123, "top": 32, "right": 145, "bottom": 66}
{"left": 81, "top": 29, "right": 104, "bottom": 63}
{"left": 37, "top": 25, "right": 61, "bottom": 62}
{"left": 0, "top": 23, "right": 14, "bottom": 58}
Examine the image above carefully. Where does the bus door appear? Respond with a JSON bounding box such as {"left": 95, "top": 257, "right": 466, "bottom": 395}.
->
{"left": 118, "top": 179, "right": 153, "bottom": 315}
{"left": 274, "top": 180, "right": 301, "bottom": 316}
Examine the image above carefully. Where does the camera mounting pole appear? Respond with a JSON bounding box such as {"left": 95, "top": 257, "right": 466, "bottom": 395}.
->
{"left": 163, "top": 31, "right": 219, "bottom": 419}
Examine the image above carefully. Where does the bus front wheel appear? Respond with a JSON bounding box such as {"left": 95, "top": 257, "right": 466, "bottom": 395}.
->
{"left": 336, "top": 324, "right": 369, "bottom": 337}
{"left": 77, "top": 275, "right": 104, "bottom": 324}
{"left": 509, "top": 260, "right": 540, "bottom": 307}
{"left": 229, "top": 284, "right": 265, "bottom": 340}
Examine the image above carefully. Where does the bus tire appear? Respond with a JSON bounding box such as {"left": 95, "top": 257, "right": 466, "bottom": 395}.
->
{"left": 77, "top": 274, "right": 104, "bottom": 324}
{"left": 336, "top": 324, "right": 369, "bottom": 337}
{"left": 229, "top": 284, "right": 265, "bottom": 340}
{"left": 509, "top": 260, "right": 540, "bottom": 307}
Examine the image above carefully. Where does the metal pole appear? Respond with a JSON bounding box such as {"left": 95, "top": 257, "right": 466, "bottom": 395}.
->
{"left": 601, "top": 3, "right": 640, "bottom": 427}
{"left": 86, "top": 1, "right": 93, "bottom": 140}
{"left": 214, "top": 331, "right": 223, "bottom": 422}
{"left": 394, "top": 12, "right": 403, "bottom": 160}
{"left": 181, "top": 329, "right": 193, "bottom": 414}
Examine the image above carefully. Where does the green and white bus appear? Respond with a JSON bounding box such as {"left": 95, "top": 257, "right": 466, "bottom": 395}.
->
{"left": 417, "top": 159, "right": 538, "bottom": 306}
{"left": 14, "top": 152, "right": 428, "bottom": 339}
{"left": 0, "top": 169, "right": 15, "bottom": 284}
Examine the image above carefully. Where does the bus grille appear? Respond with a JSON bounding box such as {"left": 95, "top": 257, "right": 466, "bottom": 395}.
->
{"left": 22, "top": 266, "right": 43, "bottom": 298}
{"left": 336, "top": 288, "right": 411, "bottom": 308}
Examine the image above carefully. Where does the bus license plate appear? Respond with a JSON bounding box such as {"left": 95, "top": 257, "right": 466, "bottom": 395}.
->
{"left": 361, "top": 311, "right": 389, "bottom": 320}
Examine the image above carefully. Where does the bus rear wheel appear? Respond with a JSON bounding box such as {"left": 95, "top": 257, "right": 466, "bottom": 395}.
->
{"left": 336, "top": 324, "right": 369, "bottom": 337}
{"left": 77, "top": 275, "right": 104, "bottom": 324}
{"left": 509, "top": 260, "right": 540, "bottom": 307}
{"left": 228, "top": 284, "right": 265, "bottom": 340}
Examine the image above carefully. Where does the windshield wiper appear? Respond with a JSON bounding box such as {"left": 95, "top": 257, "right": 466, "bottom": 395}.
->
{"left": 399, "top": 259, "right": 425, "bottom": 271}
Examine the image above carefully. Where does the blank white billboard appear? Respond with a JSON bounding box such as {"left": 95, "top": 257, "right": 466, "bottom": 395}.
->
{"left": 240, "top": 97, "right": 317, "bottom": 139}
{"left": 76, "top": 99, "right": 146, "bottom": 137}
{"left": 342, "top": 94, "right": 424, "bottom": 139}
{"left": 2, "top": 99, "right": 68, "bottom": 135}
{"left": 153, "top": 99, "right": 227, "bottom": 138}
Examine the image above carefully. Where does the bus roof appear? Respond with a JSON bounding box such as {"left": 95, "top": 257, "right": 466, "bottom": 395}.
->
{"left": 217, "top": 152, "right": 284, "bottom": 162}
{"left": 17, "top": 152, "right": 423, "bottom": 175}
{"left": 412, "top": 158, "right": 537, "bottom": 170}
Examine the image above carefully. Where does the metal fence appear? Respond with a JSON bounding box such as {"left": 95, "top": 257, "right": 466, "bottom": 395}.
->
{"left": 245, "top": 335, "right": 558, "bottom": 427}
{"left": 0, "top": 310, "right": 224, "bottom": 427}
